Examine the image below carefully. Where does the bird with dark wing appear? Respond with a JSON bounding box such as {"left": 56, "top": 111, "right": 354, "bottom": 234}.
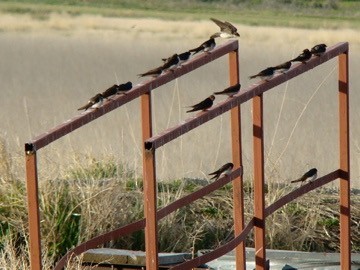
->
{"left": 311, "top": 43, "right": 327, "bottom": 56}
{"left": 273, "top": 61, "right": 292, "bottom": 73}
{"left": 101, "top": 81, "right": 133, "bottom": 99}
{"left": 78, "top": 93, "right": 104, "bottom": 111}
{"left": 186, "top": 95, "right": 215, "bottom": 113}
{"left": 210, "top": 18, "right": 240, "bottom": 39}
{"left": 291, "top": 168, "right": 318, "bottom": 183}
{"left": 162, "top": 54, "right": 180, "bottom": 72}
{"left": 214, "top": 83, "right": 241, "bottom": 97}
{"left": 249, "top": 67, "right": 276, "bottom": 81}
{"left": 138, "top": 65, "right": 163, "bottom": 77}
{"left": 291, "top": 49, "right": 312, "bottom": 63}
{"left": 209, "top": 162, "right": 234, "bottom": 180}
{"left": 189, "top": 38, "right": 216, "bottom": 55}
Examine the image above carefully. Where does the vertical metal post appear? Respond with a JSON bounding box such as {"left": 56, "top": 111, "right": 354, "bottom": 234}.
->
{"left": 253, "top": 94, "right": 266, "bottom": 270}
{"left": 141, "top": 91, "right": 159, "bottom": 270}
{"left": 25, "top": 150, "right": 42, "bottom": 270}
{"left": 338, "top": 50, "right": 351, "bottom": 269}
{"left": 229, "top": 48, "right": 246, "bottom": 270}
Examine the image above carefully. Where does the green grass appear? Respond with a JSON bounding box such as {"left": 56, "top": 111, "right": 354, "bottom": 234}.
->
{"left": 0, "top": 0, "right": 360, "bottom": 29}
{"left": 1, "top": 144, "right": 360, "bottom": 268}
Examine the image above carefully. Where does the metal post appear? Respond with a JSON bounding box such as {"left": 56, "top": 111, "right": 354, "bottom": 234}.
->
{"left": 229, "top": 48, "right": 246, "bottom": 270}
{"left": 338, "top": 51, "right": 351, "bottom": 269}
{"left": 141, "top": 91, "right": 159, "bottom": 270}
{"left": 25, "top": 151, "right": 42, "bottom": 270}
{"left": 253, "top": 94, "right": 266, "bottom": 270}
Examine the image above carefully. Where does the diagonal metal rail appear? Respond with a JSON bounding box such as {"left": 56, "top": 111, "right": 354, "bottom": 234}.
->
{"left": 25, "top": 40, "right": 238, "bottom": 153}
{"left": 169, "top": 170, "right": 340, "bottom": 269}
{"left": 145, "top": 42, "right": 349, "bottom": 151}
{"left": 54, "top": 167, "right": 242, "bottom": 270}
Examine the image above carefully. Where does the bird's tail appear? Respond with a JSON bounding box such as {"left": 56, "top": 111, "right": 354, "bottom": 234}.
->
{"left": 213, "top": 91, "right": 224, "bottom": 95}
{"left": 208, "top": 174, "right": 219, "bottom": 180}
{"left": 291, "top": 177, "right": 305, "bottom": 183}
{"left": 249, "top": 75, "right": 257, "bottom": 79}
{"left": 189, "top": 47, "right": 200, "bottom": 55}
{"left": 77, "top": 103, "right": 90, "bottom": 111}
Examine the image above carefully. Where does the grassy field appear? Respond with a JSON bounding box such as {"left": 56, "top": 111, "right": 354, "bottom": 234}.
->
{"left": 0, "top": 2, "right": 360, "bottom": 269}
{"left": 0, "top": 0, "right": 360, "bottom": 29}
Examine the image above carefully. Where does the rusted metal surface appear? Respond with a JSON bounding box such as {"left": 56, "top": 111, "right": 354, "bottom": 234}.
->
{"left": 265, "top": 170, "right": 340, "bottom": 217}
{"left": 158, "top": 167, "right": 242, "bottom": 219}
{"left": 29, "top": 41, "right": 351, "bottom": 270}
{"left": 338, "top": 51, "right": 350, "bottom": 269}
{"left": 141, "top": 91, "right": 159, "bottom": 270}
{"left": 253, "top": 94, "right": 266, "bottom": 270}
{"left": 169, "top": 170, "right": 341, "bottom": 270}
{"left": 228, "top": 49, "right": 246, "bottom": 270}
{"left": 24, "top": 40, "right": 238, "bottom": 152}
{"left": 54, "top": 168, "right": 242, "bottom": 270}
{"left": 25, "top": 151, "right": 42, "bottom": 270}
{"left": 170, "top": 218, "right": 255, "bottom": 270}
{"left": 145, "top": 42, "right": 349, "bottom": 151}
{"left": 54, "top": 219, "right": 146, "bottom": 270}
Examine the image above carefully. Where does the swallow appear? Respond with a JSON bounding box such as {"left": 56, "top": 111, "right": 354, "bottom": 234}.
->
{"left": 291, "top": 168, "right": 318, "bottom": 183}
{"left": 78, "top": 93, "right": 104, "bottom": 111}
{"left": 209, "top": 162, "right": 234, "bottom": 180}
{"left": 162, "top": 54, "right": 180, "bottom": 72}
{"left": 186, "top": 95, "right": 215, "bottom": 113}
{"left": 214, "top": 83, "right": 241, "bottom": 97}
{"left": 163, "top": 51, "right": 191, "bottom": 66}
{"left": 189, "top": 38, "right": 216, "bottom": 55}
{"left": 249, "top": 67, "right": 276, "bottom": 81}
{"left": 310, "top": 43, "right": 327, "bottom": 56}
{"left": 138, "top": 65, "right": 163, "bottom": 77}
{"left": 273, "top": 61, "right": 292, "bottom": 73}
{"left": 291, "top": 49, "right": 312, "bottom": 63}
{"left": 101, "top": 84, "right": 119, "bottom": 99}
{"left": 210, "top": 18, "right": 240, "bottom": 39}
{"left": 178, "top": 51, "right": 191, "bottom": 64}
{"left": 117, "top": 81, "right": 133, "bottom": 94}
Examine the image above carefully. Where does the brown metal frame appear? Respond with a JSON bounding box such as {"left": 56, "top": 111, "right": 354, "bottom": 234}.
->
{"left": 24, "top": 41, "right": 350, "bottom": 270}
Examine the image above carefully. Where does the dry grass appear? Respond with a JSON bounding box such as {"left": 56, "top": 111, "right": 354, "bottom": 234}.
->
{"left": 0, "top": 13, "right": 359, "bottom": 269}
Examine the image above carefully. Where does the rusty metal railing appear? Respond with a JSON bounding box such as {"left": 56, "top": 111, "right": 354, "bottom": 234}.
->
{"left": 25, "top": 40, "right": 350, "bottom": 270}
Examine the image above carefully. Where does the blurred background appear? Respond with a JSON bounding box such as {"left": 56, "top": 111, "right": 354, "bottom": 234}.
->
{"left": 0, "top": 0, "right": 359, "bottom": 186}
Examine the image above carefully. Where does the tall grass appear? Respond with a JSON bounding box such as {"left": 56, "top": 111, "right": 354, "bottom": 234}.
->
{"left": 0, "top": 141, "right": 359, "bottom": 269}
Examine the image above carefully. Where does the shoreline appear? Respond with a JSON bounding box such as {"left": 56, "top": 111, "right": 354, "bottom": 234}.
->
{"left": 0, "top": 13, "right": 359, "bottom": 47}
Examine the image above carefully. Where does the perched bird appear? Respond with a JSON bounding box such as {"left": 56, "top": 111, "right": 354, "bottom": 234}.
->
{"left": 163, "top": 52, "right": 191, "bottom": 65}
{"left": 186, "top": 95, "right": 215, "bottom": 113}
{"left": 117, "top": 81, "right": 133, "bottom": 94}
{"left": 101, "top": 84, "right": 119, "bottom": 99}
{"left": 273, "top": 61, "right": 292, "bottom": 73}
{"left": 214, "top": 83, "right": 241, "bottom": 97}
{"left": 102, "top": 81, "right": 133, "bottom": 99}
{"left": 138, "top": 65, "right": 163, "bottom": 77}
{"left": 209, "top": 162, "right": 234, "bottom": 180}
{"left": 311, "top": 43, "right": 327, "bottom": 56}
{"left": 291, "top": 49, "right": 312, "bottom": 63}
{"left": 162, "top": 54, "right": 180, "bottom": 71}
{"left": 210, "top": 18, "right": 240, "bottom": 39}
{"left": 177, "top": 51, "right": 192, "bottom": 64}
{"left": 189, "top": 38, "right": 216, "bottom": 55}
{"left": 249, "top": 67, "right": 276, "bottom": 81}
{"left": 78, "top": 93, "right": 104, "bottom": 111}
{"left": 291, "top": 168, "right": 318, "bottom": 183}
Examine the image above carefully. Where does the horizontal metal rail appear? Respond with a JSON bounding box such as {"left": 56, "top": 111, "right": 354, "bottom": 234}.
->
{"left": 54, "top": 167, "right": 242, "bottom": 270}
{"left": 169, "top": 170, "right": 340, "bottom": 269}
{"left": 25, "top": 40, "right": 238, "bottom": 153}
{"left": 145, "top": 42, "right": 349, "bottom": 151}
